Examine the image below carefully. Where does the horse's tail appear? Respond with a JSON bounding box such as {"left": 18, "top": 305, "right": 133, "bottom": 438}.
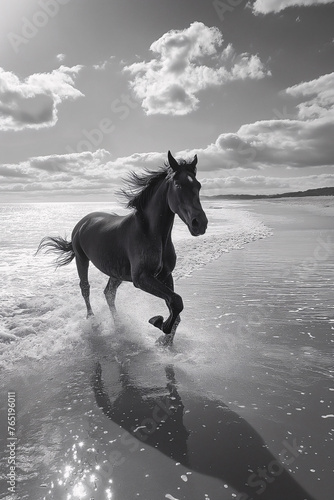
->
{"left": 36, "top": 236, "right": 75, "bottom": 268}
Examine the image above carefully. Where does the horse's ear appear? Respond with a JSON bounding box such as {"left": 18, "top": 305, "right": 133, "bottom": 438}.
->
{"left": 168, "top": 150, "right": 179, "bottom": 172}
{"left": 190, "top": 154, "right": 197, "bottom": 174}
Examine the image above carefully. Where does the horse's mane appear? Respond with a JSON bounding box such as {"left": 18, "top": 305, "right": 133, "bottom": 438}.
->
{"left": 120, "top": 159, "right": 190, "bottom": 212}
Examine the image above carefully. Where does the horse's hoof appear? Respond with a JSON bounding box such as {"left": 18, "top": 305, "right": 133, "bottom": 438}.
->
{"left": 156, "top": 333, "right": 174, "bottom": 347}
{"left": 149, "top": 315, "right": 164, "bottom": 330}
{"left": 87, "top": 311, "right": 94, "bottom": 319}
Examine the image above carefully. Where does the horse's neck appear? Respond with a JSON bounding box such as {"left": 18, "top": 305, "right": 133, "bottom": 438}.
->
{"left": 142, "top": 180, "right": 175, "bottom": 243}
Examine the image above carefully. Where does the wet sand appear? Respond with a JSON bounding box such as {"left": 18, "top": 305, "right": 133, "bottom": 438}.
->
{"left": 1, "top": 199, "right": 333, "bottom": 500}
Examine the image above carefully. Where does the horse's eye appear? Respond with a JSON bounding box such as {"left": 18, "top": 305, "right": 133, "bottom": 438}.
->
{"left": 174, "top": 182, "right": 182, "bottom": 189}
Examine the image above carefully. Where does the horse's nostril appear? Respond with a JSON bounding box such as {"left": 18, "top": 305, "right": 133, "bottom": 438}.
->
{"left": 192, "top": 218, "right": 199, "bottom": 228}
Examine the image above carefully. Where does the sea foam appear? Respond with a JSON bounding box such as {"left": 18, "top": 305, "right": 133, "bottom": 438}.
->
{"left": 0, "top": 201, "right": 271, "bottom": 372}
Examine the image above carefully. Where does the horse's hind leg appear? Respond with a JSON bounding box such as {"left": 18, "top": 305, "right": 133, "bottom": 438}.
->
{"left": 104, "top": 277, "right": 121, "bottom": 320}
{"left": 76, "top": 255, "right": 94, "bottom": 318}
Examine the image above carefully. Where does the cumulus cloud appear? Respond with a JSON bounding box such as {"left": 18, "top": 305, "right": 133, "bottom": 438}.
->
{"left": 0, "top": 150, "right": 124, "bottom": 199}
{"left": 285, "top": 71, "right": 334, "bottom": 119}
{"left": 0, "top": 65, "right": 84, "bottom": 131}
{"left": 252, "top": 0, "right": 334, "bottom": 14}
{"left": 2, "top": 149, "right": 193, "bottom": 201}
{"left": 114, "top": 71, "right": 333, "bottom": 188}
{"left": 1, "top": 140, "right": 333, "bottom": 201}
{"left": 123, "top": 22, "right": 270, "bottom": 115}
{"left": 231, "top": 72, "right": 334, "bottom": 168}
{"left": 3, "top": 70, "right": 334, "bottom": 200}
{"left": 177, "top": 71, "right": 334, "bottom": 172}
{"left": 236, "top": 120, "right": 334, "bottom": 168}
{"left": 111, "top": 72, "right": 334, "bottom": 175}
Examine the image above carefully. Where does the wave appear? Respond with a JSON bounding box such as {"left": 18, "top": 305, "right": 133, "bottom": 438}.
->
{"left": 0, "top": 202, "right": 271, "bottom": 372}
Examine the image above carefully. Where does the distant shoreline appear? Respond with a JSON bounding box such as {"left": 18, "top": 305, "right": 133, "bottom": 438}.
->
{"left": 1, "top": 187, "right": 334, "bottom": 204}
{"left": 203, "top": 186, "right": 334, "bottom": 200}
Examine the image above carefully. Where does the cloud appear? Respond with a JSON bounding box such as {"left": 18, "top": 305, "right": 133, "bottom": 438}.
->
{"left": 56, "top": 53, "right": 66, "bottom": 62}
{"left": 0, "top": 65, "right": 84, "bottom": 131}
{"left": 180, "top": 71, "right": 334, "bottom": 172}
{"left": 123, "top": 22, "right": 270, "bottom": 115}
{"left": 3, "top": 70, "right": 334, "bottom": 200}
{"left": 0, "top": 148, "right": 199, "bottom": 201}
{"left": 93, "top": 61, "right": 108, "bottom": 71}
{"left": 93, "top": 56, "right": 115, "bottom": 71}
{"left": 112, "top": 73, "right": 334, "bottom": 173}
{"left": 285, "top": 71, "right": 334, "bottom": 119}
{"left": 236, "top": 119, "right": 334, "bottom": 169}
{"left": 111, "top": 151, "right": 166, "bottom": 171}
{"left": 2, "top": 149, "right": 192, "bottom": 201}
{"left": 0, "top": 150, "right": 118, "bottom": 198}
{"left": 2, "top": 141, "right": 333, "bottom": 201}
{"left": 252, "top": 0, "right": 334, "bottom": 14}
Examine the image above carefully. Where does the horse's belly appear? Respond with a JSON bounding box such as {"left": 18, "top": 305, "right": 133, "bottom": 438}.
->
{"left": 89, "top": 246, "right": 132, "bottom": 281}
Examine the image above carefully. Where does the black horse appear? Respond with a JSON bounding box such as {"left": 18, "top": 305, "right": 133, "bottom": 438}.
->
{"left": 37, "top": 151, "right": 208, "bottom": 343}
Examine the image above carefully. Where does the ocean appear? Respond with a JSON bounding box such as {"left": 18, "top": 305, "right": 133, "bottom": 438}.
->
{"left": 0, "top": 199, "right": 333, "bottom": 500}
{"left": 0, "top": 200, "right": 270, "bottom": 369}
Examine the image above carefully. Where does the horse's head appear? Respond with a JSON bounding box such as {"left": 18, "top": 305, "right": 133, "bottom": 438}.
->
{"left": 167, "top": 151, "right": 208, "bottom": 236}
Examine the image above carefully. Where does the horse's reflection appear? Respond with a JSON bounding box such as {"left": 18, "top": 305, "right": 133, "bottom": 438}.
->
{"left": 93, "top": 361, "right": 315, "bottom": 500}
{"left": 94, "top": 361, "right": 189, "bottom": 464}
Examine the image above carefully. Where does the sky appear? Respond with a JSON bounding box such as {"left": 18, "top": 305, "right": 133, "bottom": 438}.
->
{"left": 0, "top": 0, "right": 334, "bottom": 201}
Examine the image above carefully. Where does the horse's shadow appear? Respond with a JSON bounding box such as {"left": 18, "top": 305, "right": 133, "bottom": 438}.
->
{"left": 92, "top": 356, "right": 316, "bottom": 500}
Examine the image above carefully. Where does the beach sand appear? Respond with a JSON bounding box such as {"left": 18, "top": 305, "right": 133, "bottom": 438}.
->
{"left": 0, "top": 198, "right": 333, "bottom": 500}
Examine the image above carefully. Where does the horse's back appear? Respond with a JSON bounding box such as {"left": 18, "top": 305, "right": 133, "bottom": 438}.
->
{"left": 72, "top": 211, "right": 122, "bottom": 234}
{"left": 71, "top": 211, "right": 134, "bottom": 278}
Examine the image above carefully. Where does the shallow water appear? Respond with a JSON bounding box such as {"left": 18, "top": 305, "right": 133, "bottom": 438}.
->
{"left": 0, "top": 201, "right": 269, "bottom": 362}
{"left": 176, "top": 202, "right": 334, "bottom": 500}
{"left": 0, "top": 200, "right": 333, "bottom": 500}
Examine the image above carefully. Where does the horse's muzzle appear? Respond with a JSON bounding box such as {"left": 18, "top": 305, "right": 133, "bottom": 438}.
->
{"left": 189, "top": 213, "right": 208, "bottom": 236}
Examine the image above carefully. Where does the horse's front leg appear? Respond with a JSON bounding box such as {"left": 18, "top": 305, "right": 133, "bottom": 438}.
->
{"left": 149, "top": 273, "right": 181, "bottom": 335}
{"left": 132, "top": 271, "right": 183, "bottom": 335}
